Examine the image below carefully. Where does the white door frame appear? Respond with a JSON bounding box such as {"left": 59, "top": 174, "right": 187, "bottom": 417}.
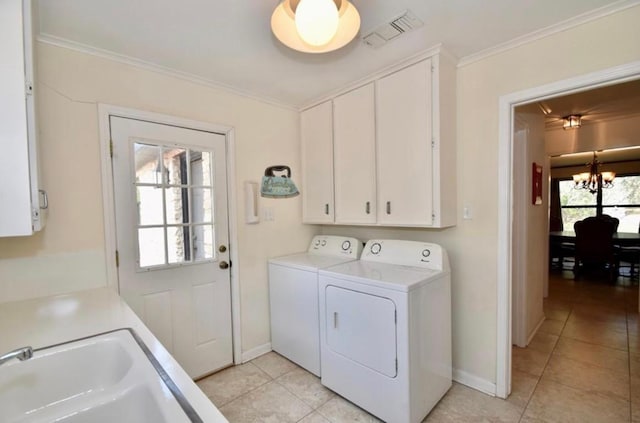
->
{"left": 496, "top": 61, "right": 640, "bottom": 398}
{"left": 97, "top": 104, "right": 242, "bottom": 366}
{"left": 511, "top": 115, "right": 529, "bottom": 349}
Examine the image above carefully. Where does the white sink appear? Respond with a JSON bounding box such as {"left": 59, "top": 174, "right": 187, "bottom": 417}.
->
{"left": 0, "top": 329, "right": 201, "bottom": 423}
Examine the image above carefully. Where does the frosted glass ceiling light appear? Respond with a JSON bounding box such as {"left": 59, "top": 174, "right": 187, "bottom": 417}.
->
{"left": 271, "top": 0, "right": 361, "bottom": 53}
{"left": 295, "top": 0, "right": 339, "bottom": 46}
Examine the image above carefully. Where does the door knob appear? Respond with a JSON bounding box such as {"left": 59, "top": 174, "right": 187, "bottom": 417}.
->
{"left": 219, "top": 261, "right": 229, "bottom": 269}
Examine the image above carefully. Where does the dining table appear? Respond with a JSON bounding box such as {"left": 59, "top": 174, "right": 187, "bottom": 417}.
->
{"left": 549, "top": 231, "right": 640, "bottom": 247}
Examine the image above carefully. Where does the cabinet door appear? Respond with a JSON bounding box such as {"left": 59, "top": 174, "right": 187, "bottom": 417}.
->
{"left": 376, "top": 59, "right": 433, "bottom": 226}
{"left": 0, "top": 0, "right": 40, "bottom": 237}
{"left": 334, "top": 84, "right": 376, "bottom": 224}
{"left": 301, "top": 101, "right": 334, "bottom": 223}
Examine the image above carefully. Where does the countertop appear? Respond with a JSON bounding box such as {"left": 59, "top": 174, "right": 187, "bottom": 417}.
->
{"left": 0, "top": 287, "right": 228, "bottom": 422}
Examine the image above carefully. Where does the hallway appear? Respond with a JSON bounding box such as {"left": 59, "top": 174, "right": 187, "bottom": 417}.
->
{"left": 512, "top": 271, "right": 639, "bottom": 421}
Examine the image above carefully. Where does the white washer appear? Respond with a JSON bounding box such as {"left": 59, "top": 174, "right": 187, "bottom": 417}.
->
{"left": 318, "top": 239, "right": 452, "bottom": 423}
{"left": 269, "top": 235, "right": 362, "bottom": 376}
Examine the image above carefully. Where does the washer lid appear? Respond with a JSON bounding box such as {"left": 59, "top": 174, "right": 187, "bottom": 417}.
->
{"left": 269, "top": 253, "right": 358, "bottom": 272}
{"left": 319, "top": 261, "right": 445, "bottom": 292}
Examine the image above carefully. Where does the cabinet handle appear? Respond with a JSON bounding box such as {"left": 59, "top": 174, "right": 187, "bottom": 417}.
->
{"left": 333, "top": 312, "right": 338, "bottom": 328}
{"left": 39, "top": 190, "right": 48, "bottom": 209}
{"left": 386, "top": 201, "right": 391, "bottom": 215}
{"left": 366, "top": 201, "right": 370, "bottom": 215}
{"left": 325, "top": 203, "right": 329, "bottom": 215}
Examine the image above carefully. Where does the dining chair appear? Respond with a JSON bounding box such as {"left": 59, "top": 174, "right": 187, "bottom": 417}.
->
{"left": 574, "top": 216, "right": 617, "bottom": 281}
{"left": 616, "top": 221, "right": 640, "bottom": 280}
{"left": 549, "top": 238, "right": 575, "bottom": 270}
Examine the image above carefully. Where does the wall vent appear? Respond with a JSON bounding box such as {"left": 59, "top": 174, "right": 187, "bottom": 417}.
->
{"left": 362, "top": 10, "right": 424, "bottom": 49}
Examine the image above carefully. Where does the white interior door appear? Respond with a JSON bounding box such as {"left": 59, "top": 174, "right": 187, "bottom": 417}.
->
{"left": 110, "top": 116, "right": 233, "bottom": 379}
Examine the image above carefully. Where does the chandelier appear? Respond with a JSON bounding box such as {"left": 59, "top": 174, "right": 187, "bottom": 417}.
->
{"left": 572, "top": 152, "right": 615, "bottom": 194}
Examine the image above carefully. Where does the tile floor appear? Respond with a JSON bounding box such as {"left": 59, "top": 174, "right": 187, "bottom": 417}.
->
{"left": 197, "top": 270, "right": 639, "bottom": 422}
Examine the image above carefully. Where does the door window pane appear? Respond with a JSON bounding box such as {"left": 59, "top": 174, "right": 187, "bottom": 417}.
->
{"left": 134, "top": 143, "right": 161, "bottom": 184}
{"left": 191, "top": 150, "right": 213, "bottom": 187}
{"left": 164, "top": 148, "right": 187, "bottom": 185}
{"left": 193, "top": 225, "right": 215, "bottom": 261}
{"left": 138, "top": 228, "right": 165, "bottom": 267}
{"left": 137, "top": 186, "right": 164, "bottom": 226}
{"left": 167, "top": 225, "right": 189, "bottom": 264}
{"left": 165, "top": 187, "right": 188, "bottom": 225}
{"left": 191, "top": 188, "right": 213, "bottom": 223}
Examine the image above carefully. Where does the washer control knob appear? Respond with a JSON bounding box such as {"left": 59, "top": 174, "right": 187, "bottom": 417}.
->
{"left": 370, "top": 243, "right": 382, "bottom": 255}
{"left": 422, "top": 249, "right": 431, "bottom": 258}
{"left": 321, "top": 240, "right": 327, "bottom": 246}
{"left": 341, "top": 240, "right": 351, "bottom": 251}
{"left": 314, "top": 239, "right": 321, "bottom": 247}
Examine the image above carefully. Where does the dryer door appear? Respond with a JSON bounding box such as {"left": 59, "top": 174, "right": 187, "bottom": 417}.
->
{"left": 325, "top": 285, "right": 397, "bottom": 377}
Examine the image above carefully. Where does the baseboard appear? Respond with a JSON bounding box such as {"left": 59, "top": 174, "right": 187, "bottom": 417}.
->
{"left": 241, "top": 343, "right": 272, "bottom": 363}
{"left": 453, "top": 368, "right": 497, "bottom": 396}
{"left": 527, "top": 315, "right": 547, "bottom": 345}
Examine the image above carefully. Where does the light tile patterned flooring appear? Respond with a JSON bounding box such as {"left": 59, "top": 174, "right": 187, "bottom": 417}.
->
{"left": 197, "top": 271, "right": 639, "bottom": 422}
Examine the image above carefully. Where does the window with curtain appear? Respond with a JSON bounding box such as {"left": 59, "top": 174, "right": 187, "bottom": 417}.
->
{"left": 558, "top": 175, "right": 640, "bottom": 232}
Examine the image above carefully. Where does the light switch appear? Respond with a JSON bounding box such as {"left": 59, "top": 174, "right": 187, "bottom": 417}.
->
{"left": 463, "top": 206, "right": 472, "bottom": 220}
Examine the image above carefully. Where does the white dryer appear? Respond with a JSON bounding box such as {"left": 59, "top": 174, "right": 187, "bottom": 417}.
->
{"left": 269, "top": 235, "right": 362, "bottom": 376}
{"left": 318, "top": 239, "right": 452, "bottom": 423}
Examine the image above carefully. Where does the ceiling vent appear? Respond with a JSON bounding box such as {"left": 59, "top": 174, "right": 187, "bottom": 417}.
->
{"left": 362, "top": 10, "right": 423, "bottom": 49}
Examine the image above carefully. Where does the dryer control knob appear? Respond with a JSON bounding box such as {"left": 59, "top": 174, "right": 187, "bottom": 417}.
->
{"left": 314, "top": 239, "right": 321, "bottom": 246}
{"left": 370, "top": 243, "right": 382, "bottom": 255}
{"left": 341, "top": 240, "right": 351, "bottom": 251}
{"left": 422, "top": 249, "right": 431, "bottom": 258}
{"left": 321, "top": 240, "right": 327, "bottom": 246}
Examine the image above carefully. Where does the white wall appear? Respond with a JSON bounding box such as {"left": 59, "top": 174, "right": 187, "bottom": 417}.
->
{"left": 0, "top": 42, "right": 317, "bottom": 354}
{"left": 324, "top": 4, "right": 640, "bottom": 390}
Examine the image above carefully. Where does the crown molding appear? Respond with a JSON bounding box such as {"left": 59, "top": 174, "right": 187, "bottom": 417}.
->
{"left": 458, "top": 0, "right": 640, "bottom": 68}
{"left": 37, "top": 33, "right": 298, "bottom": 111}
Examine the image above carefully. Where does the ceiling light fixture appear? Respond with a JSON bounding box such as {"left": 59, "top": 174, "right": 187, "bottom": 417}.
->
{"left": 271, "top": 0, "right": 360, "bottom": 53}
{"left": 562, "top": 114, "right": 582, "bottom": 130}
{"left": 572, "top": 152, "right": 615, "bottom": 195}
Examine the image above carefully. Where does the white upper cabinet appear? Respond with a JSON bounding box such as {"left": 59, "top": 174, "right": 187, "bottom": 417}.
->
{"left": 376, "top": 59, "right": 434, "bottom": 226}
{"left": 300, "top": 50, "right": 456, "bottom": 228}
{"left": 301, "top": 101, "right": 334, "bottom": 223}
{"left": 333, "top": 83, "right": 376, "bottom": 225}
{"left": 0, "top": 0, "right": 45, "bottom": 237}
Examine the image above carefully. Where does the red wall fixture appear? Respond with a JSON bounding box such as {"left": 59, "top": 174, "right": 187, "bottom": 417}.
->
{"left": 532, "top": 162, "right": 543, "bottom": 205}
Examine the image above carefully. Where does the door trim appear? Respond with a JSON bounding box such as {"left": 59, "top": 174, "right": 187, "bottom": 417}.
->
{"left": 98, "top": 104, "right": 242, "bottom": 365}
{"left": 496, "top": 60, "right": 640, "bottom": 399}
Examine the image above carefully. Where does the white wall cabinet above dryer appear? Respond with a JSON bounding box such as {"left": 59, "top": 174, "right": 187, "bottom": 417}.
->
{"left": 0, "top": 0, "right": 46, "bottom": 237}
{"left": 376, "top": 60, "right": 434, "bottom": 226}
{"left": 333, "top": 83, "right": 377, "bottom": 225}
{"left": 301, "top": 49, "right": 457, "bottom": 228}
{"left": 375, "top": 55, "right": 457, "bottom": 227}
